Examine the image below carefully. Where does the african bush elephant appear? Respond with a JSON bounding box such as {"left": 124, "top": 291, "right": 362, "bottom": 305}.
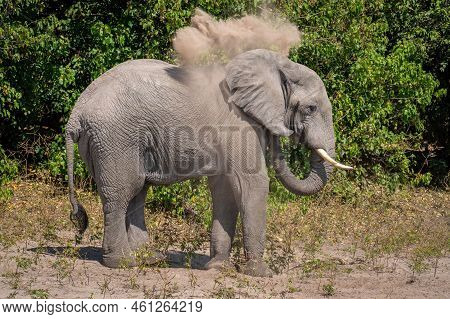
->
{"left": 66, "top": 49, "right": 351, "bottom": 277}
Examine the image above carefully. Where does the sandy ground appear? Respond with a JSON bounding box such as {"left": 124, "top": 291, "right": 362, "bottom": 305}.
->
{"left": 1, "top": 240, "right": 448, "bottom": 299}
{"left": 1, "top": 181, "right": 448, "bottom": 299}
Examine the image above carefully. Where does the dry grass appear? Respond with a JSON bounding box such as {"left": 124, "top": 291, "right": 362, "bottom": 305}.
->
{"left": 266, "top": 184, "right": 449, "bottom": 278}
{"left": 0, "top": 178, "right": 448, "bottom": 298}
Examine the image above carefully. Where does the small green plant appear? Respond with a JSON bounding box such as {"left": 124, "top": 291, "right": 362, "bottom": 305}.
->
{"left": 409, "top": 244, "right": 445, "bottom": 277}
{"left": 15, "top": 257, "right": 33, "bottom": 271}
{"left": 43, "top": 223, "right": 58, "bottom": 241}
{"left": 7, "top": 291, "right": 18, "bottom": 299}
{"left": 302, "top": 259, "right": 337, "bottom": 277}
{"left": 118, "top": 256, "right": 137, "bottom": 269}
{"left": 156, "top": 270, "right": 179, "bottom": 298}
{"left": 287, "top": 277, "right": 299, "bottom": 293}
{"left": 2, "top": 271, "right": 21, "bottom": 290}
{"left": 210, "top": 272, "right": 238, "bottom": 299}
{"left": 127, "top": 274, "right": 140, "bottom": 290}
{"left": 143, "top": 270, "right": 178, "bottom": 298}
{"left": 142, "top": 285, "right": 159, "bottom": 299}
{"left": 97, "top": 276, "right": 113, "bottom": 298}
{"left": 322, "top": 283, "right": 335, "bottom": 297}
{"left": 188, "top": 271, "right": 199, "bottom": 289}
{"left": 133, "top": 245, "right": 166, "bottom": 271}
{"left": 52, "top": 256, "right": 74, "bottom": 284}
{"left": 30, "top": 289, "right": 49, "bottom": 299}
{"left": 211, "top": 285, "right": 236, "bottom": 299}
{"left": 62, "top": 245, "right": 80, "bottom": 259}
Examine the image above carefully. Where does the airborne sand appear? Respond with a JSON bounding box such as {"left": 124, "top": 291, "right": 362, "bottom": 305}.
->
{"left": 173, "top": 9, "right": 300, "bottom": 65}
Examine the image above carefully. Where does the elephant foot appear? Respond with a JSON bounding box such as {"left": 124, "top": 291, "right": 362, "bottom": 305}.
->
{"left": 204, "top": 256, "right": 233, "bottom": 271}
{"left": 238, "top": 259, "right": 273, "bottom": 277}
{"left": 102, "top": 254, "right": 137, "bottom": 268}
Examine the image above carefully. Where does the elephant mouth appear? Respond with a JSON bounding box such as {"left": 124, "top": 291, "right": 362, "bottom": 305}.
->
{"left": 289, "top": 132, "right": 352, "bottom": 170}
{"left": 294, "top": 130, "right": 305, "bottom": 144}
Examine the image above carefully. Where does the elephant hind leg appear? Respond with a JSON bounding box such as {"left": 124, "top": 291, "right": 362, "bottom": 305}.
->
{"left": 95, "top": 161, "right": 145, "bottom": 268}
{"left": 101, "top": 198, "right": 135, "bottom": 268}
{"left": 126, "top": 185, "right": 150, "bottom": 251}
{"left": 126, "top": 185, "right": 165, "bottom": 265}
{"left": 205, "top": 175, "right": 239, "bottom": 270}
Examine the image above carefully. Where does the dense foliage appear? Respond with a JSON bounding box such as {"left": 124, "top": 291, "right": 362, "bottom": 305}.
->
{"left": 0, "top": 0, "right": 448, "bottom": 206}
{"left": 284, "top": 0, "right": 448, "bottom": 187}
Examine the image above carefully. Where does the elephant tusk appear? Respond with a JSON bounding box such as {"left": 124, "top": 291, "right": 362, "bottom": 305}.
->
{"left": 315, "top": 149, "right": 353, "bottom": 170}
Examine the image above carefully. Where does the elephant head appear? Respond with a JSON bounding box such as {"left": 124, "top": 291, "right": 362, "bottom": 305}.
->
{"left": 225, "top": 49, "right": 352, "bottom": 195}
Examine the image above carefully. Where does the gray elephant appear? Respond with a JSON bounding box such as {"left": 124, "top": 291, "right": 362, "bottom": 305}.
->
{"left": 66, "top": 49, "right": 351, "bottom": 277}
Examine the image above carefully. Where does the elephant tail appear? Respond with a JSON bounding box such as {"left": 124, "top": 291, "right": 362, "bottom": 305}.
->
{"left": 66, "top": 122, "right": 88, "bottom": 240}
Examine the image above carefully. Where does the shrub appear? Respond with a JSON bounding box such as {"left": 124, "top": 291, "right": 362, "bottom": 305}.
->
{"left": 0, "top": 0, "right": 447, "bottom": 206}
{"left": 285, "top": 0, "right": 441, "bottom": 186}
{"left": 147, "top": 178, "right": 212, "bottom": 225}
{"left": 0, "top": 0, "right": 255, "bottom": 182}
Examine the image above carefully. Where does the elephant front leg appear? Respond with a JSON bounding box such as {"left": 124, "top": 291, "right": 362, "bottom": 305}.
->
{"left": 205, "top": 176, "right": 239, "bottom": 270}
{"left": 239, "top": 181, "right": 273, "bottom": 277}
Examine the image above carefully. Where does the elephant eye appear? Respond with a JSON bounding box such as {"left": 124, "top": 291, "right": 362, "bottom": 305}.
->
{"left": 304, "top": 104, "right": 317, "bottom": 115}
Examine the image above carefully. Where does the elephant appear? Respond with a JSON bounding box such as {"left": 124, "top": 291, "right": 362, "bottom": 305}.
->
{"left": 66, "top": 49, "right": 352, "bottom": 277}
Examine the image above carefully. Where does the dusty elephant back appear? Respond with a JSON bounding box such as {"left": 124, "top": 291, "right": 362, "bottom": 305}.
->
{"left": 72, "top": 59, "right": 184, "bottom": 117}
{"left": 66, "top": 59, "right": 209, "bottom": 142}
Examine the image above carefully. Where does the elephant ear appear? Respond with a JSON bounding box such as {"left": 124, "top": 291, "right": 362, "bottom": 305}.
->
{"left": 225, "top": 49, "right": 293, "bottom": 136}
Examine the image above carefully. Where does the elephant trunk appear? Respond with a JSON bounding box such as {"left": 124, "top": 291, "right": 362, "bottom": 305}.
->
{"left": 271, "top": 137, "right": 334, "bottom": 196}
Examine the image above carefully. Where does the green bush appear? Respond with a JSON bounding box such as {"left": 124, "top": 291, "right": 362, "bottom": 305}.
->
{"left": 147, "top": 178, "right": 212, "bottom": 225}
{"left": 0, "top": 0, "right": 448, "bottom": 206}
{"left": 0, "top": 0, "right": 254, "bottom": 179}
{"left": 285, "top": 0, "right": 443, "bottom": 186}
{"left": 42, "top": 134, "right": 90, "bottom": 184}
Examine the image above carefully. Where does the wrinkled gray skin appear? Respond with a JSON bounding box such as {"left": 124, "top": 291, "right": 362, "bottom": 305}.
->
{"left": 66, "top": 49, "right": 335, "bottom": 277}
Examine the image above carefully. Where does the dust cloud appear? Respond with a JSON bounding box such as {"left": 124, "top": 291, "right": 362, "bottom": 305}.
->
{"left": 173, "top": 9, "right": 300, "bottom": 65}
